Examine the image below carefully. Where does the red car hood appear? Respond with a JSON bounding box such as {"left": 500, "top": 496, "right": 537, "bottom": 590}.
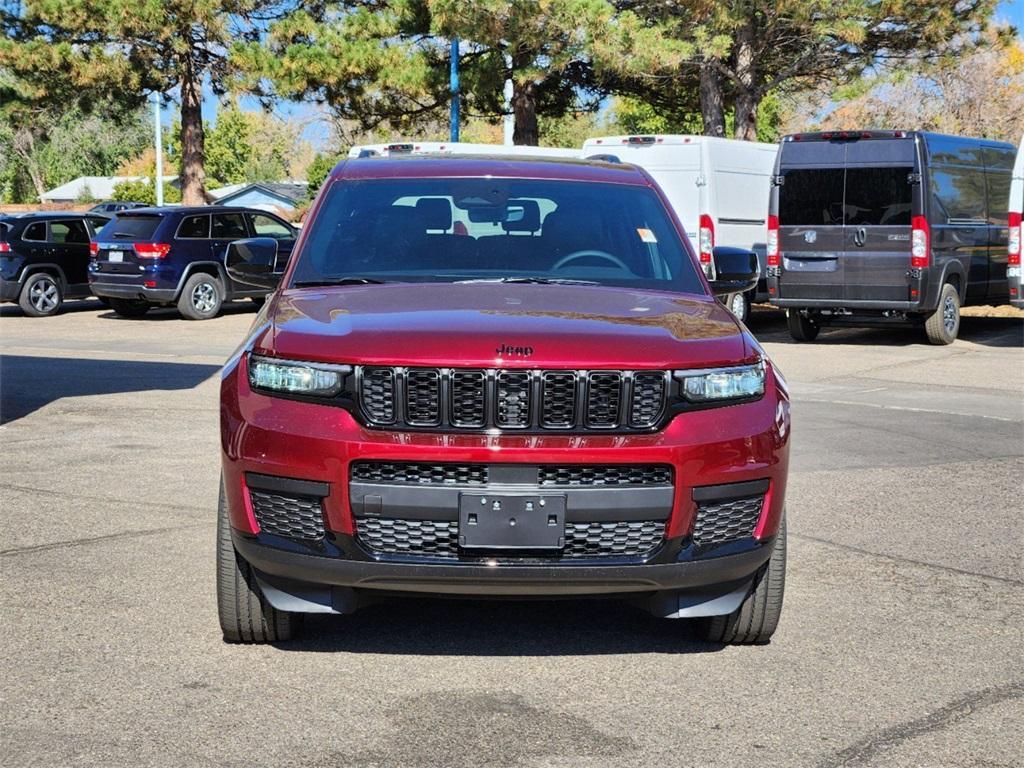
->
{"left": 262, "top": 283, "right": 749, "bottom": 369}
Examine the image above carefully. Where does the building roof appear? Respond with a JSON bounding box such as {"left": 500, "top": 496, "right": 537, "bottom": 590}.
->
{"left": 208, "top": 182, "right": 308, "bottom": 205}
{"left": 41, "top": 175, "right": 179, "bottom": 202}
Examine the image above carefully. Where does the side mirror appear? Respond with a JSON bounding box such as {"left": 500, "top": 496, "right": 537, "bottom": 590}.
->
{"left": 226, "top": 237, "right": 280, "bottom": 290}
{"left": 707, "top": 246, "right": 759, "bottom": 296}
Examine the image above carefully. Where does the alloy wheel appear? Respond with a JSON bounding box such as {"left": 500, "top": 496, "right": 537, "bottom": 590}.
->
{"left": 30, "top": 278, "right": 59, "bottom": 313}
{"left": 191, "top": 282, "right": 217, "bottom": 313}
{"left": 943, "top": 295, "right": 957, "bottom": 333}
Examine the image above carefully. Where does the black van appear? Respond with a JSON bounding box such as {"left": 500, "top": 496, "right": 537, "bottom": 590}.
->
{"left": 766, "top": 131, "right": 1016, "bottom": 344}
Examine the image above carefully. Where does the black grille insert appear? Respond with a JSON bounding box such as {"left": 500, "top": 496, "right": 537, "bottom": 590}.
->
{"left": 691, "top": 496, "right": 764, "bottom": 546}
{"left": 630, "top": 372, "right": 667, "bottom": 427}
{"left": 350, "top": 462, "right": 489, "bottom": 485}
{"left": 358, "top": 518, "right": 459, "bottom": 558}
{"left": 564, "top": 521, "right": 664, "bottom": 557}
{"left": 538, "top": 465, "right": 673, "bottom": 486}
{"left": 251, "top": 490, "right": 325, "bottom": 540}
{"left": 450, "top": 370, "right": 486, "bottom": 427}
{"left": 405, "top": 369, "right": 441, "bottom": 426}
{"left": 361, "top": 368, "right": 396, "bottom": 424}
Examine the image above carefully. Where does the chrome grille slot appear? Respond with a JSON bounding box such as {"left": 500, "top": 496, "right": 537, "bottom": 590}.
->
{"left": 496, "top": 371, "right": 531, "bottom": 428}
{"left": 630, "top": 372, "right": 667, "bottom": 427}
{"left": 405, "top": 369, "right": 441, "bottom": 426}
{"left": 586, "top": 372, "right": 622, "bottom": 428}
{"left": 450, "top": 370, "right": 486, "bottom": 427}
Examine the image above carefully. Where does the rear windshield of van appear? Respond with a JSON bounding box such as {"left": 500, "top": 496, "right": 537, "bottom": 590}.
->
{"left": 779, "top": 167, "right": 912, "bottom": 227}
{"left": 99, "top": 214, "right": 162, "bottom": 240}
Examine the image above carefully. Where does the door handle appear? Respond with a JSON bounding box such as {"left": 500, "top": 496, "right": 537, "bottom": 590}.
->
{"left": 853, "top": 227, "right": 867, "bottom": 247}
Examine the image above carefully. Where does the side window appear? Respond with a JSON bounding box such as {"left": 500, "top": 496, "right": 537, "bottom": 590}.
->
{"left": 930, "top": 165, "right": 988, "bottom": 223}
{"left": 248, "top": 213, "right": 294, "bottom": 240}
{"left": 983, "top": 147, "right": 1015, "bottom": 226}
{"left": 49, "top": 219, "right": 90, "bottom": 244}
{"left": 178, "top": 215, "right": 210, "bottom": 239}
{"left": 211, "top": 212, "right": 247, "bottom": 239}
{"left": 23, "top": 222, "right": 47, "bottom": 241}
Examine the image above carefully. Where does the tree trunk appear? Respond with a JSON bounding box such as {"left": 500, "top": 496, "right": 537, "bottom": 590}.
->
{"left": 512, "top": 78, "right": 539, "bottom": 146}
{"left": 733, "top": 21, "right": 759, "bottom": 141}
{"left": 178, "top": 63, "right": 206, "bottom": 205}
{"left": 12, "top": 130, "right": 47, "bottom": 200}
{"left": 699, "top": 64, "right": 726, "bottom": 138}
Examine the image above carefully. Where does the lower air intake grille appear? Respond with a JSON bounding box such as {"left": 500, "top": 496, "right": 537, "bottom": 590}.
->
{"left": 563, "top": 521, "right": 664, "bottom": 557}
{"left": 357, "top": 518, "right": 459, "bottom": 558}
{"left": 350, "top": 462, "right": 490, "bottom": 485}
{"left": 251, "top": 491, "right": 325, "bottom": 540}
{"left": 691, "top": 496, "right": 763, "bottom": 546}
{"left": 538, "top": 465, "right": 672, "bottom": 486}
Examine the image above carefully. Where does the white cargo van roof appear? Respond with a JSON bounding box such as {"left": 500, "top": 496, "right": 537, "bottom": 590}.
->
{"left": 348, "top": 142, "right": 579, "bottom": 159}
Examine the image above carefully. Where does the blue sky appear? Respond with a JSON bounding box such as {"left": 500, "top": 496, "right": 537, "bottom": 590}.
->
{"left": 163, "top": 0, "right": 1024, "bottom": 152}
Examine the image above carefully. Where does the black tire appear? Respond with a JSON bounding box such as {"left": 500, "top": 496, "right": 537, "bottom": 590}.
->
{"left": 698, "top": 514, "right": 786, "bottom": 645}
{"left": 786, "top": 309, "right": 820, "bottom": 342}
{"left": 18, "top": 272, "right": 63, "bottom": 317}
{"left": 924, "top": 282, "right": 960, "bottom": 345}
{"left": 217, "top": 479, "right": 297, "bottom": 643}
{"left": 726, "top": 291, "right": 751, "bottom": 323}
{"left": 108, "top": 298, "right": 151, "bottom": 318}
{"left": 177, "top": 272, "right": 224, "bottom": 320}
{"left": 95, "top": 296, "right": 111, "bottom": 308}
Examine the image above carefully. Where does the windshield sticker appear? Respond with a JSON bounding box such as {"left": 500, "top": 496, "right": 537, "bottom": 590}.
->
{"left": 637, "top": 228, "right": 658, "bottom": 243}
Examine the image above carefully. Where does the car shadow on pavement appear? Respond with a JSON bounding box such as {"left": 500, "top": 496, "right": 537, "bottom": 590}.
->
{"left": 274, "top": 597, "right": 729, "bottom": 655}
{"left": 96, "top": 301, "right": 261, "bottom": 321}
{"left": 0, "top": 299, "right": 108, "bottom": 317}
{"left": 0, "top": 354, "right": 222, "bottom": 424}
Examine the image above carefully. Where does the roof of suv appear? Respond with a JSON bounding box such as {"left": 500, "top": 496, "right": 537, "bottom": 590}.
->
{"left": 332, "top": 155, "right": 650, "bottom": 186}
{"left": 114, "top": 205, "right": 279, "bottom": 216}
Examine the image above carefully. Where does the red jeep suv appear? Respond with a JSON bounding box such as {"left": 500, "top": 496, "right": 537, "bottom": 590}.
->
{"left": 217, "top": 156, "right": 790, "bottom": 645}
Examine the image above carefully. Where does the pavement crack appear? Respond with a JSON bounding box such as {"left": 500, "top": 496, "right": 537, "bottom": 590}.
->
{"left": 0, "top": 522, "right": 212, "bottom": 557}
{"left": 792, "top": 533, "right": 1024, "bottom": 587}
{"left": 819, "top": 680, "right": 1024, "bottom": 767}
{"left": 0, "top": 481, "right": 209, "bottom": 514}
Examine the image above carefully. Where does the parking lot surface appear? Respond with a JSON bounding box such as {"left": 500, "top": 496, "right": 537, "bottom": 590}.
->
{"left": 2, "top": 300, "right": 1022, "bottom": 768}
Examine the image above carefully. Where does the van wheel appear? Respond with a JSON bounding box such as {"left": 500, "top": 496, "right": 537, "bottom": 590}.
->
{"left": 109, "top": 298, "right": 151, "bottom": 317}
{"left": 726, "top": 291, "right": 750, "bottom": 323}
{"left": 698, "top": 514, "right": 787, "bottom": 645}
{"left": 786, "top": 310, "right": 820, "bottom": 342}
{"left": 924, "top": 283, "right": 960, "bottom": 345}
{"left": 19, "top": 273, "right": 63, "bottom": 317}
{"left": 217, "top": 479, "right": 297, "bottom": 643}
{"left": 178, "top": 273, "right": 223, "bottom": 320}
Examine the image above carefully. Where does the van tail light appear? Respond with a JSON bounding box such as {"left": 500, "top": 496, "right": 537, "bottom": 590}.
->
{"left": 133, "top": 242, "right": 171, "bottom": 259}
{"left": 89, "top": 242, "right": 99, "bottom": 257}
{"left": 0, "top": 242, "right": 10, "bottom": 254}
{"left": 911, "top": 216, "right": 930, "bottom": 268}
{"left": 1009, "top": 212, "right": 1022, "bottom": 266}
{"left": 698, "top": 214, "right": 714, "bottom": 272}
{"left": 766, "top": 215, "right": 780, "bottom": 267}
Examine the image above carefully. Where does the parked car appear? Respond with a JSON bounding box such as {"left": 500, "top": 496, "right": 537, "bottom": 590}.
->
{"left": 88, "top": 206, "right": 297, "bottom": 319}
{"left": 581, "top": 134, "right": 779, "bottom": 323}
{"left": 89, "top": 201, "right": 148, "bottom": 214}
{"left": 1009, "top": 135, "right": 1023, "bottom": 308}
{"left": 217, "top": 155, "right": 790, "bottom": 645}
{"left": 348, "top": 141, "right": 580, "bottom": 159}
{"left": 0, "top": 212, "right": 110, "bottom": 316}
{"left": 767, "top": 130, "right": 1017, "bottom": 344}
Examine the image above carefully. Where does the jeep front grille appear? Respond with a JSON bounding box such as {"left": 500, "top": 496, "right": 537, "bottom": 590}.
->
{"left": 356, "top": 367, "right": 668, "bottom": 432}
{"left": 350, "top": 462, "right": 673, "bottom": 487}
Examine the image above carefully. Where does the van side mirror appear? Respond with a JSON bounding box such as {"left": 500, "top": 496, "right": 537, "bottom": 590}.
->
{"left": 226, "top": 237, "right": 280, "bottom": 290}
{"left": 707, "top": 247, "right": 759, "bottom": 296}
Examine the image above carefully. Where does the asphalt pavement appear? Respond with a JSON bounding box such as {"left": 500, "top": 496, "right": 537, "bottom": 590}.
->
{"left": 1, "top": 299, "right": 1022, "bottom": 768}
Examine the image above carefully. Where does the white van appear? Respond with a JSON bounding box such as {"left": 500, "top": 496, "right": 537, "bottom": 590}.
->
{"left": 1009, "top": 134, "right": 1023, "bottom": 308}
{"left": 348, "top": 142, "right": 579, "bottom": 159}
{"left": 581, "top": 134, "right": 778, "bottom": 321}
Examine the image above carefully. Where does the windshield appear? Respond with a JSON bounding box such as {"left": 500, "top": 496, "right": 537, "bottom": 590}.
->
{"left": 289, "top": 178, "right": 704, "bottom": 293}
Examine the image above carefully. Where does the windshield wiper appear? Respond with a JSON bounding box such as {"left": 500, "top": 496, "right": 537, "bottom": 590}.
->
{"left": 293, "top": 277, "right": 387, "bottom": 287}
{"left": 455, "top": 276, "right": 599, "bottom": 286}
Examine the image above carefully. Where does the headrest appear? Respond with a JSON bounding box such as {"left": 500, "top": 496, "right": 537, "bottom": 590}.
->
{"left": 415, "top": 198, "right": 452, "bottom": 231}
{"left": 502, "top": 199, "right": 541, "bottom": 233}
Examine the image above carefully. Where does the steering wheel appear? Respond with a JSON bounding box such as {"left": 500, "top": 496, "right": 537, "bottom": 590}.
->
{"left": 552, "top": 250, "right": 631, "bottom": 272}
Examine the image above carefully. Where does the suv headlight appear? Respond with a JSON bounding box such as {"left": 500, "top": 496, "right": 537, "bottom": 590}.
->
{"left": 675, "top": 361, "right": 765, "bottom": 402}
{"left": 248, "top": 354, "right": 350, "bottom": 397}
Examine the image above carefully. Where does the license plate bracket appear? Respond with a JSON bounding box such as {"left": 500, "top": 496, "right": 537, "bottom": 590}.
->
{"left": 458, "top": 493, "right": 566, "bottom": 551}
{"left": 108, "top": 251, "right": 124, "bottom": 263}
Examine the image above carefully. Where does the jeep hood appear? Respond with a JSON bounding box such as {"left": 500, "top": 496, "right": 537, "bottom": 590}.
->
{"left": 261, "top": 283, "right": 750, "bottom": 369}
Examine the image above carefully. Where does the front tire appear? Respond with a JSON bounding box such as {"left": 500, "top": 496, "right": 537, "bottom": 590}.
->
{"left": 924, "top": 283, "right": 960, "bottom": 345}
{"left": 19, "top": 273, "right": 63, "bottom": 317}
{"left": 726, "top": 291, "right": 751, "bottom": 323}
{"left": 108, "top": 298, "right": 151, "bottom": 318}
{"left": 699, "top": 515, "right": 786, "bottom": 645}
{"left": 786, "top": 309, "right": 820, "bottom": 342}
{"left": 217, "top": 479, "right": 297, "bottom": 643}
{"left": 178, "top": 273, "right": 224, "bottom": 320}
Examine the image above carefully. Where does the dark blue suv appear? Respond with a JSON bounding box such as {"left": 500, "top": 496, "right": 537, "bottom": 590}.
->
{"left": 89, "top": 206, "right": 297, "bottom": 319}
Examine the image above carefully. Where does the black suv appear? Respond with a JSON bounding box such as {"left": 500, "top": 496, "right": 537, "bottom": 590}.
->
{"left": 89, "top": 206, "right": 297, "bottom": 319}
{"left": 0, "top": 212, "right": 110, "bottom": 316}
{"left": 767, "top": 131, "right": 1016, "bottom": 344}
